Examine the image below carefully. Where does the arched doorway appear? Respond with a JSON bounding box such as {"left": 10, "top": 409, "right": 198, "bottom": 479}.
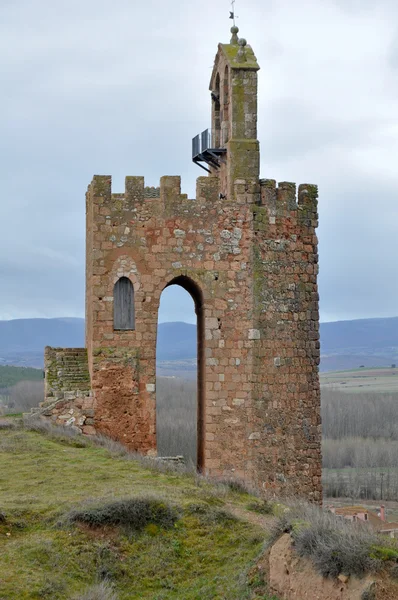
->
{"left": 156, "top": 275, "right": 204, "bottom": 470}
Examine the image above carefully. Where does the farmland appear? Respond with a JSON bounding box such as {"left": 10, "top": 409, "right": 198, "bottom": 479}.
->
{"left": 320, "top": 366, "right": 398, "bottom": 393}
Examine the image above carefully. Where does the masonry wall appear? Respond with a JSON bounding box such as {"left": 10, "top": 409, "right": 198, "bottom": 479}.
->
{"left": 41, "top": 347, "right": 95, "bottom": 434}
{"left": 251, "top": 180, "right": 321, "bottom": 501}
{"left": 85, "top": 174, "right": 258, "bottom": 469}
{"left": 85, "top": 171, "right": 321, "bottom": 500}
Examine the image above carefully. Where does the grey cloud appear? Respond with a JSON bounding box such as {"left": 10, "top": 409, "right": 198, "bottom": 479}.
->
{"left": 260, "top": 98, "right": 390, "bottom": 162}
{"left": 318, "top": 175, "right": 398, "bottom": 322}
{"left": 332, "top": 0, "right": 398, "bottom": 13}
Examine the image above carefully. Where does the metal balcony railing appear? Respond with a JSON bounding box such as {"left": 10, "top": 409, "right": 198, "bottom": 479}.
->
{"left": 192, "top": 128, "right": 226, "bottom": 172}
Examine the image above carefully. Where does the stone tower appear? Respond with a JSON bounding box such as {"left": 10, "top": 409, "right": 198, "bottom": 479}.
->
{"left": 44, "top": 28, "right": 322, "bottom": 501}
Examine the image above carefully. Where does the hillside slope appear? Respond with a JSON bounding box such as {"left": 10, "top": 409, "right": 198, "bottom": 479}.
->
{"left": 0, "top": 365, "right": 42, "bottom": 389}
{"left": 0, "top": 423, "right": 269, "bottom": 600}
{"left": 0, "top": 318, "right": 84, "bottom": 352}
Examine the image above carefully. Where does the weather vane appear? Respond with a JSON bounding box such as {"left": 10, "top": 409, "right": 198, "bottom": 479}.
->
{"left": 229, "top": 0, "right": 238, "bottom": 27}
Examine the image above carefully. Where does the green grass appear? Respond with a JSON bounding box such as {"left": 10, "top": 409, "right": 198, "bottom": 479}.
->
{"left": 0, "top": 428, "right": 269, "bottom": 599}
{"left": 0, "top": 365, "right": 42, "bottom": 389}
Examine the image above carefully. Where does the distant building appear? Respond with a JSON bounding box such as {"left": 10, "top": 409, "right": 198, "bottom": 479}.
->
{"left": 328, "top": 505, "right": 398, "bottom": 538}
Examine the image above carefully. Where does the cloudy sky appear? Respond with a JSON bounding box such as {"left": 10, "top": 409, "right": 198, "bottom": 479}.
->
{"left": 2, "top": 0, "right": 398, "bottom": 324}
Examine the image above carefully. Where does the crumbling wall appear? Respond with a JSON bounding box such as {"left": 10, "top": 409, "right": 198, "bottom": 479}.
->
{"left": 39, "top": 347, "right": 95, "bottom": 434}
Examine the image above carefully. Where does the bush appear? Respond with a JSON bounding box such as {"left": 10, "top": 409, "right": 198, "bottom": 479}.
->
{"left": 390, "top": 563, "right": 398, "bottom": 579}
{"left": 67, "top": 497, "right": 179, "bottom": 532}
{"left": 0, "top": 419, "right": 16, "bottom": 430}
{"left": 72, "top": 581, "right": 118, "bottom": 600}
{"left": 247, "top": 500, "right": 274, "bottom": 515}
{"left": 270, "top": 502, "right": 384, "bottom": 578}
{"left": 216, "top": 477, "right": 256, "bottom": 496}
{"left": 186, "top": 502, "right": 237, "bottom": 525}
{"left": 369, "top": 545, "right": 398, "bottom": 561}
{"left": 24, "top": 418, "right": 90, "bottom": 447}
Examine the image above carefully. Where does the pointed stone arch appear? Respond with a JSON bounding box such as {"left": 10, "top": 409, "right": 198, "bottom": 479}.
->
{"left": 161, "top": 275, "right": 205, "bottom": 471}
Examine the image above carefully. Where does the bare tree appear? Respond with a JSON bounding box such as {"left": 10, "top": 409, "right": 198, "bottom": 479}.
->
{"left": 6, "top": 380, "right": 44, "bottom": 413}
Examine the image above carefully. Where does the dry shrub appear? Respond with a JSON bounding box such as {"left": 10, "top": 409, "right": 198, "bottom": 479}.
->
{"left": 67, "top": 496, "right": 179, "bottom": 533}
{"left": 24, "top": 418, "right": 90, "bottom": 447}
{"left": 0, "top": 419, "right": 16, "bottom": 430}
{"left": 186, "top": 502, "right": 238, "bottom": 525}
{"left": 24, "top": 417, "right": 194, "bottom": 476}
{"left": 271, "top": 501, "right": 383, "bottom": 578}
{"left": 390, "top": 564, "right": 398, "bottom": 580}
{"left": 214, "top": 477, "right": 258, "bottom": 496}
{"left": 72, "top": 581, "right": 118, "bottom": 600}
{"left": 247, "top": 500, "right": 275, "bottom": 515}
{"left": 93, "top": 435, "right": 130, "bottom": 457}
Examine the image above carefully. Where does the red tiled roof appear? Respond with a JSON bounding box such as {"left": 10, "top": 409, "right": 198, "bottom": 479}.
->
{"left": 332, "top": 506, "right": 398, "bottom": 532}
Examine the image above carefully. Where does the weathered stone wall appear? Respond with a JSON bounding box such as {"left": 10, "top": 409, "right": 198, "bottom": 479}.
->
{"left": 39, "top": 392, "right": 96, "bottom": 435}
{"left": 85, "top": 173, "right": 258, "bottom": 467}
{"left": 40, "top": 347, "right": 95, "bottom": 434}
{"left": 210, "top": 41, "right": 260, "bottom": 202}
{"left": 44, "top": 347, "right": 91, "bottom": 399}
{"left": 250, "top": 181, "right": 321, "bottom": 501}
{"left": 84, "top": 174, "right": 321, "bottom": 497}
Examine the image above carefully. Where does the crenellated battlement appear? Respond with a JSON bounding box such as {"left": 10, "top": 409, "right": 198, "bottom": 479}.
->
{"left": 87, "top": 174, "right": 224, "bottom": 223}
{"left": 259, "top": 179, "right": 318, "bottom": 223}
{"left": 260, "top": 179, "right": 318, "bottom": 209}
{"left": 89, "top": 175, "right": 190, "bottom": 204}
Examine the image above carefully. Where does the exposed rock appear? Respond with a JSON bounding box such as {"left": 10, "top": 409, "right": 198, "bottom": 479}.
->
{"left": 268, "top": 534, "right": 376, "bottom": 600}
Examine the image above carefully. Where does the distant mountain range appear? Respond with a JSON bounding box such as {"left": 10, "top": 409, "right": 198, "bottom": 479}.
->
{"left": 320, "top": 317, "right": 398, "bottom": 371}
{"left": 1, "top": 316, "right": 398, "bottom": 374}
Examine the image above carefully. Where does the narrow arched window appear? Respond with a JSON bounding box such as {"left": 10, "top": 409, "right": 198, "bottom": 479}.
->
{"left": 222, "top": 65, "right": 230, "bottom": 145}
{"left": 114, "top": 277, "right": 135, "bottom": 330}
{"left": 212, "top": 73, "right": 221, "bottom": 148}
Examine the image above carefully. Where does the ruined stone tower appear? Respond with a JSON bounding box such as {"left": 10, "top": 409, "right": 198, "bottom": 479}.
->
{"left": 44, "top": 29, "right": 321, "bottom": 501}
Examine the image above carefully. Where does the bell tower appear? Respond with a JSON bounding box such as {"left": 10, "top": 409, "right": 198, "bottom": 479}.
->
{"left": 193, "top": 27, "right": 260, "bottom": 202}
{"left": 44, "top": 23, "right": 322, "bottom": 502}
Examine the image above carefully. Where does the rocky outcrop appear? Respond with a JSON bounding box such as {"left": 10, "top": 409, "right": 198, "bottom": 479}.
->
{"left": 266, "top": 534, "right": 377, "bottom": 600}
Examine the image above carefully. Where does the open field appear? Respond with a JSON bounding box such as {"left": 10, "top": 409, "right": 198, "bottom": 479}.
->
{"left": 0, "top": 425, "right": 270, "bottom": 600}
{"left": 156, "top": 360, "right": 196, "bottom": 380}
{"left": 320, "top": 367, "right": 398, "bottom": 393}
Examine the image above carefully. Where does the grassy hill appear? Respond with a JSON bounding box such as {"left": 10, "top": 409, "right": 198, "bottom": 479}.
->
{"left": 0, "top": 365, "right": 42, "bottom": 389}
{"left": 0, "top": 423, "right": 272, "bottom": 600}
{"left": 2, "top": 421, "right": 398, "bottom": 598}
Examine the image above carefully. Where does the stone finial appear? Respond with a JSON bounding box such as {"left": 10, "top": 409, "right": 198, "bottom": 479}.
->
{"left": 230, "top": 25, "right": 239, "bottom": 44}
{"left": 237, "top": 38, "right": 247, "bottom": 62}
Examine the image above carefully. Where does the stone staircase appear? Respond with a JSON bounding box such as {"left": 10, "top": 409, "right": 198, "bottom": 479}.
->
{"left": 44, "top": 347, "right": 91, "bottom": 401}
{"left": 25, "top": 348, "right": 93, "bottom": 423}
